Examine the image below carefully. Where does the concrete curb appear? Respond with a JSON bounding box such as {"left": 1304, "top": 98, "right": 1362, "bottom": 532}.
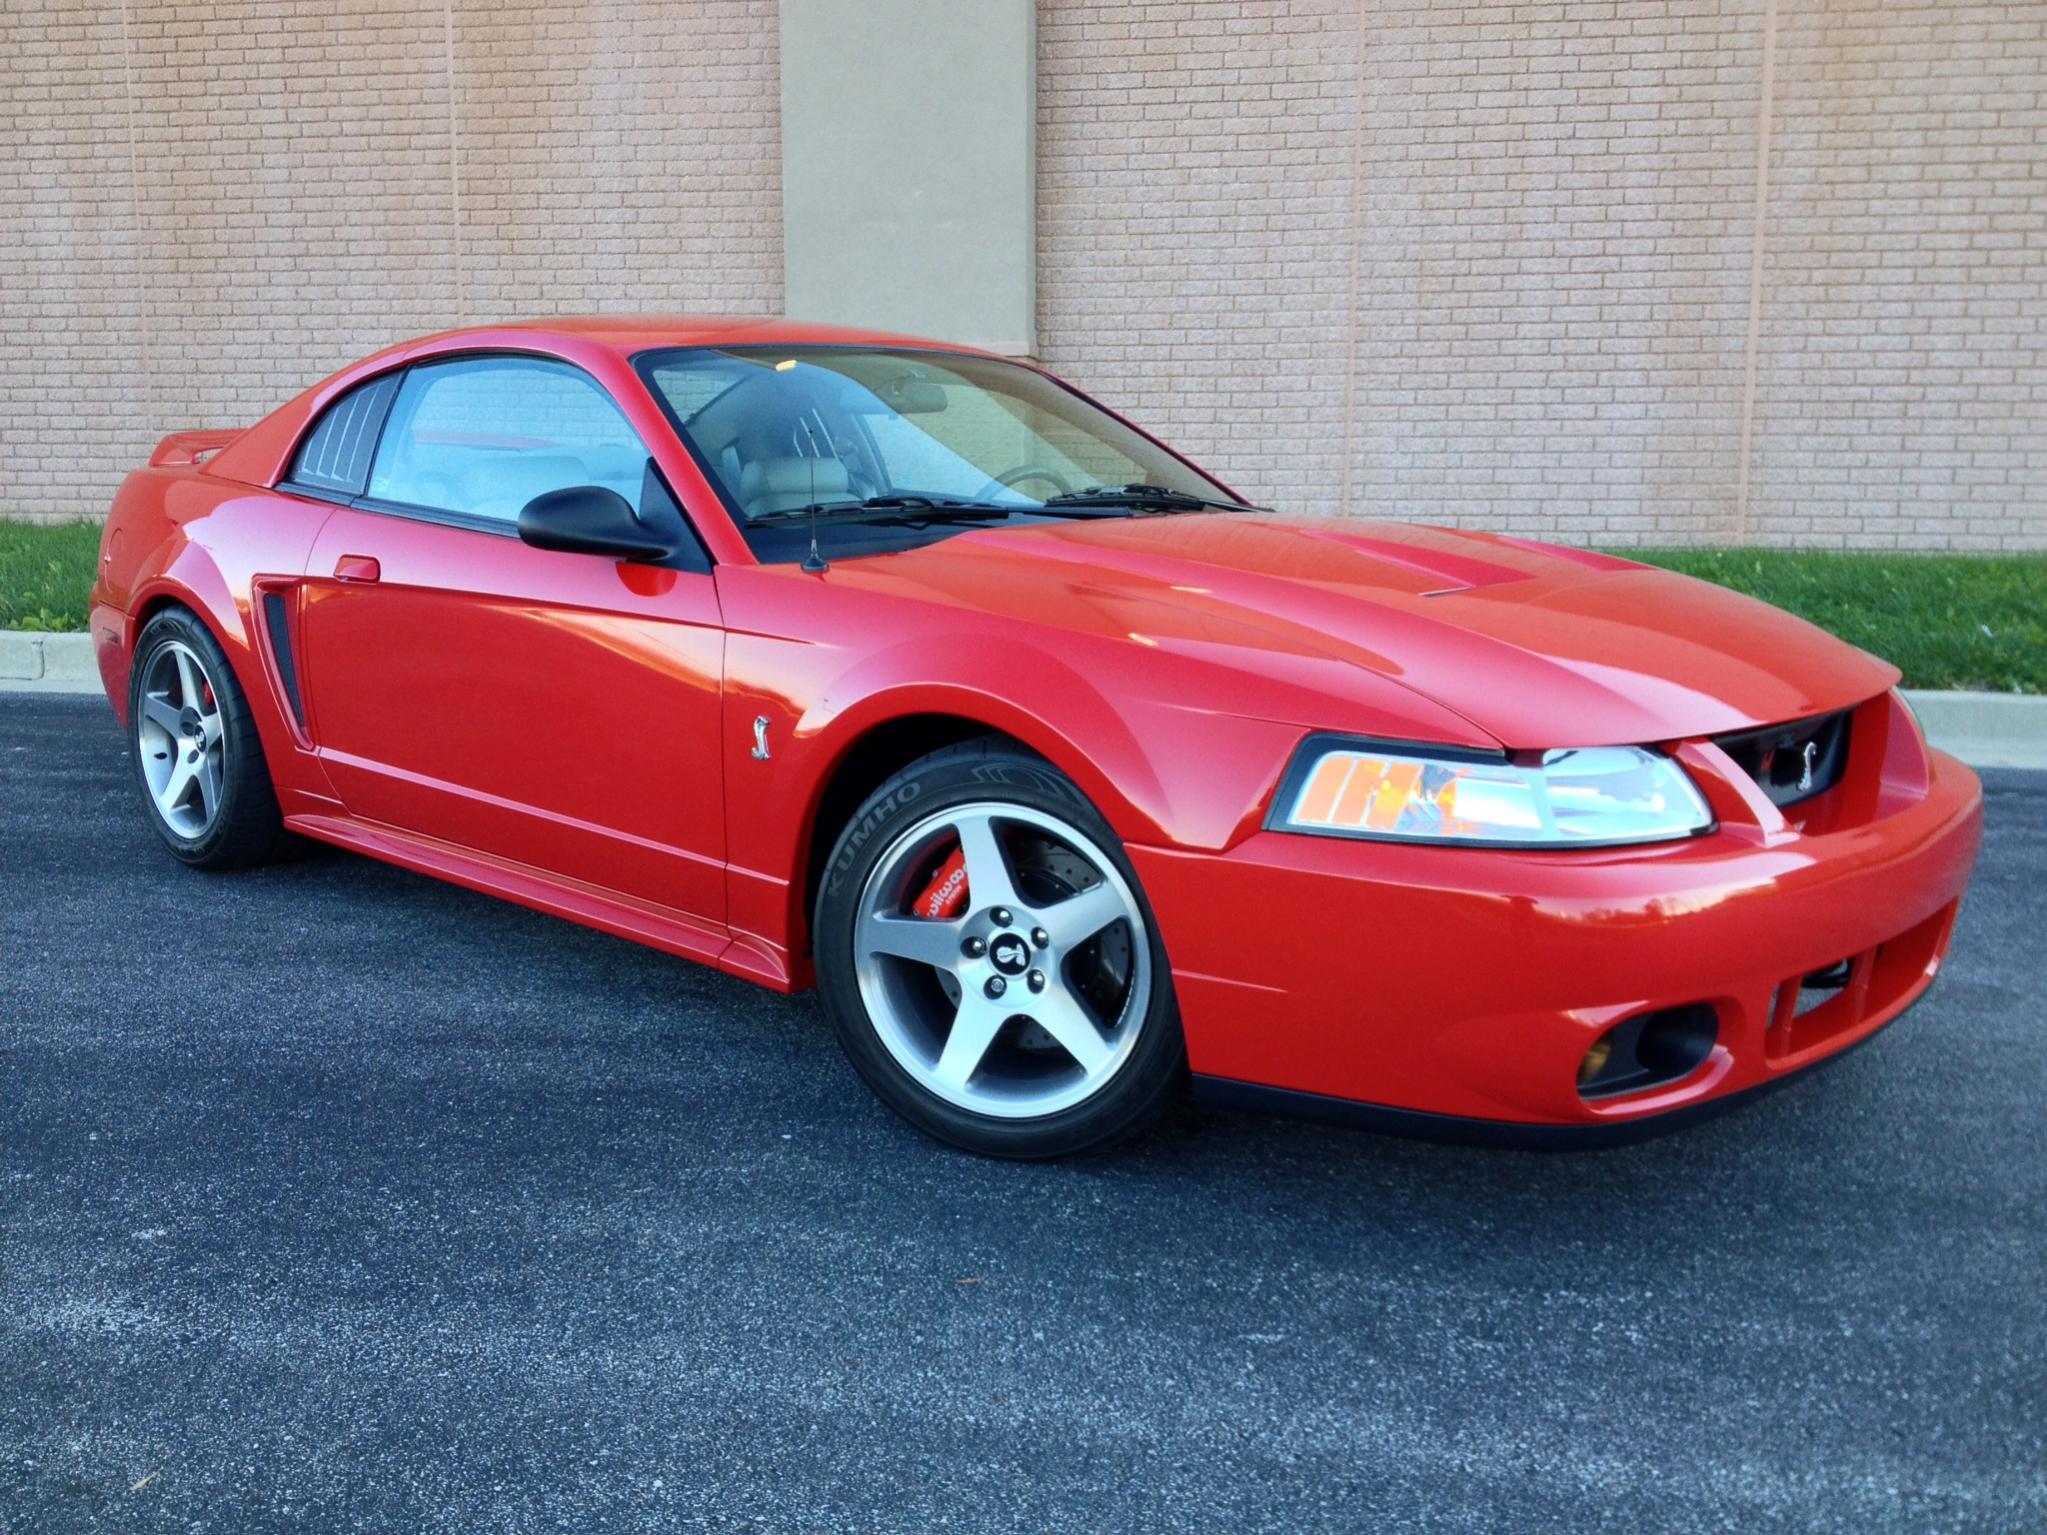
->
{"left": 1900, "top": 689, "right": 2047, "bottom": 771}
{"left": 0, "top": 629, "right": 98, "bottom": 692}
{"left": 2, "top": 629, "right": 2041, "bottom": 768}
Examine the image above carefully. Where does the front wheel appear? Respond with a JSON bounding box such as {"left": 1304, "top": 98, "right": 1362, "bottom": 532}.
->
{"left": 814, "top": 740, "right": 1186, "bottom": 1158}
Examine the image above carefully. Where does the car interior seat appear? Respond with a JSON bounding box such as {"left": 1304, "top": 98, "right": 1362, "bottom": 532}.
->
{"left": 462, "top": 452, "right": 593, "bottom": 521}
{"left": 739, "top": 456, "right": 850, "bottom": 517}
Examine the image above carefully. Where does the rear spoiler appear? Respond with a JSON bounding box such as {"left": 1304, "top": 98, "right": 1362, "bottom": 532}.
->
{"left": 149, "top": 429, "right": 242, "bottom": 468}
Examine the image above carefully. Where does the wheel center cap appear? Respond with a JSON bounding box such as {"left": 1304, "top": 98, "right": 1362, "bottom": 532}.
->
{"left": 178, "top": 708, "right": 203, "bottom": 741}
{"left": 987, "top": 932, "right": 1031, "bottom": 976}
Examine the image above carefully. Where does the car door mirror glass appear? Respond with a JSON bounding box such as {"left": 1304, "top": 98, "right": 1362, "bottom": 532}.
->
{"left": 518, "top": 485, "right": 675, "bottom": 562}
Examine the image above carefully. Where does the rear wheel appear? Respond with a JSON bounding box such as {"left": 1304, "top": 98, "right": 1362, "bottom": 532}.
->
{"left": 128, "top": 608, "right": 284, "bottom": 869}
{"left": 815, "top": 740, "right": 1185, "bottom": 1158}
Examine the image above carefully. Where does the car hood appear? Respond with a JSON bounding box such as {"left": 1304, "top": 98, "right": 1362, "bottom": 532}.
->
{"left": 833, "top": 515, "right": 1898, "bottom": 748}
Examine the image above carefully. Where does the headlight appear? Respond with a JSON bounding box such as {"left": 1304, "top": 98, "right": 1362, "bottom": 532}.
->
{"left": 1271, "top": 737, "right": 1714, "bottom": 848}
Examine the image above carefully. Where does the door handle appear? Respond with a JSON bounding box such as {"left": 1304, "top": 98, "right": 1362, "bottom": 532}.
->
{"left": 333, "top": 554, "right": 381, "bottom": 584}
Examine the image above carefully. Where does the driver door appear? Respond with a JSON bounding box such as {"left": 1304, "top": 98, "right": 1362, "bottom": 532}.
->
{"left": 293, "top": 355, "right": 727, "bottom": 924}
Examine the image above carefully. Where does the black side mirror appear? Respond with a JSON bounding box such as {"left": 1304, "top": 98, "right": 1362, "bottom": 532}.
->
{"left": 518, "top": 485, "right": 676, "bottom": 562}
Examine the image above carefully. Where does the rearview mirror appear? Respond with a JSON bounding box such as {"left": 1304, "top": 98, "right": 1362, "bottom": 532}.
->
{"left": 518, "top": 485, "right": 675, "bottom": 562}
{"left": 868, "top": 375, "right": 948, "bottom": 415}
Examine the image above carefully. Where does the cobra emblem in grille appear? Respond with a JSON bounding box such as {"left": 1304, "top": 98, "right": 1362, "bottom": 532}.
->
{"left": 1713, "top": 710, "right": 1852, "bottom": 809}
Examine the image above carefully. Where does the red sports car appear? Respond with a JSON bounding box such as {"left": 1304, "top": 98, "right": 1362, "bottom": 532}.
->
{"left": 90, "top": 317, "right": 1983, "bottom": 1157}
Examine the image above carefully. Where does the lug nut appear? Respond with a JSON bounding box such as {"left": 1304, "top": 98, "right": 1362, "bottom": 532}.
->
{"left": 984, "top": 975, "right": 1007, "bottom": 999}
{"left": 1031, "top": 927, "right": 1050, "bottom": 949}
{"left": 961, "top": 936, "right": 986, "bottom": 958}
{"left": 1026, "top": 969, "right": 1046, "bottom": 993}
{"left": 990, "top": 907, "right": 1013, "bottom": 927}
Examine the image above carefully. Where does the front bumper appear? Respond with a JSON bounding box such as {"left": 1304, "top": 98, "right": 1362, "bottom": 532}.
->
{"left": 1130, "top": 694, "right": 1983, "bottom": 1138}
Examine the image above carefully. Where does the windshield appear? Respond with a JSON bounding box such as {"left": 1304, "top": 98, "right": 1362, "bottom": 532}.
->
{"left": 635, "top": 345, "right": 1239, "bottom": 559}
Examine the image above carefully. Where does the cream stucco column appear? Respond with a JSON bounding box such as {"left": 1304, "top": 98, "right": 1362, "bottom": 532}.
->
{"left": 779, "top": 0, "right": 1036, "bottom": 356}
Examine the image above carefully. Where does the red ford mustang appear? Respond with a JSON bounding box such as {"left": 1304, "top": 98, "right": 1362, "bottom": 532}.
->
{"left": 90, "top": 317, "right": 1983, "bottom": 1157}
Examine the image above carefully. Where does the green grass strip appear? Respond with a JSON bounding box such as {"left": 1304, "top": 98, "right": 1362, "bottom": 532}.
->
{"left": 1618, "top": 549, "right": 2044, "bottom": 694}
{"left": 0, "top": 520, "right": 100, "bottom": 633}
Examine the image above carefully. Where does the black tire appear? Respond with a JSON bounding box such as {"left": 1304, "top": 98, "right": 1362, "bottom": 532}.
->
{"left": 127, "top": 606, "right": 285, "bottom": 870}
{"left": 814, "top": 738, "right": 1186, "bottom": 1158}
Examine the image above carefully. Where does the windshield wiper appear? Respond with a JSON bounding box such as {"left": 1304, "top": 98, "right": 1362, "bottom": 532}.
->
{"left": 749, "top": 495, "right": 1018, "bottom": 528}
{"left": 1042, "top": 483, "right": 1272, "bottom": 515}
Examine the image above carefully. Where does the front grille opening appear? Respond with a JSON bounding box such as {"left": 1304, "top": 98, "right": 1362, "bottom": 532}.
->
{"left": 1775, "top": 958, "right": 1853, "bottom": 1022}
{"left": 1713, "top": 709, "right": 1852, "bottom": 810}
{"left": 1764, "top": 903, "right": 1954, "bottom": 1061}
{"left": 1767, "top": 955, "right": 1866, "bottom": 1058}
{"left": 1578, "top": 1004, "right": 1719, "bottom": 1101}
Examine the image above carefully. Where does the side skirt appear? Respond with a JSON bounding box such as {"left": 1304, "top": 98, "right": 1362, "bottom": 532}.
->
{"left": 285, "top": 812, "right": 796, "bottom": 992}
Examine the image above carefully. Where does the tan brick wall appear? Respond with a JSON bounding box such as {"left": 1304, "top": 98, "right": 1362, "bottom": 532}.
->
{"left": 1038, "top": 1, "right": 1362, "bottom": 521}
{"left": 1038, "top": 0, "right": 2047, "bottom": 549}
{"left": 1748, "top": 1, "right": 2047, "bottom": 549}
{"left": 1, "top": 1, "right": 148, "bottom": 522}
{"left": 0, "top": 0, "right": 781, "bottom": 524}
{"left": 4, "top": 0, "right": 2042, "bottom": 548}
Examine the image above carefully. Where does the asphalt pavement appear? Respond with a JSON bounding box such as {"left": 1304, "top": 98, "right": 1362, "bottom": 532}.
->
{"left": 3, "top": 693, "right": 2043, "bottom": 1533}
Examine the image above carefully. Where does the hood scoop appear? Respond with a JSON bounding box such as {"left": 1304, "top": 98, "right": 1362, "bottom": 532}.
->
{"left": 1285, "top": 524, "right": 1533, "bottom": 595}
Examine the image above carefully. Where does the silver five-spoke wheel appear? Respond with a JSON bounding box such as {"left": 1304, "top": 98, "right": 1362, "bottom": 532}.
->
{"left": 135, "top": 639, "right": 226, "bottom": 839}
{"left": 854, "top": 802, "right": 1153, "bottom": 1119}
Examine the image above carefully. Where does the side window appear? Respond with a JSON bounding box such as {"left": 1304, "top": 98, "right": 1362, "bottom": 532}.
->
{"left": 286, "top": 373, "right": 401, "bottom": 497}
{"left": 365, "top": 357, "right": 651, "bottom": 524}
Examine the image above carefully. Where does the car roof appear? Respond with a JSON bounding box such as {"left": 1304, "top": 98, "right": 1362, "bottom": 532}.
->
{"left": 197, "top": 314, "right": 1027, "bottom": 521}
{"left": 403, "top": 315, "right": 1008, "bottom": 359}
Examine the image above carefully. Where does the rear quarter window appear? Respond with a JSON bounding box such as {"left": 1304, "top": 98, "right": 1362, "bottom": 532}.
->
{"left": 286, "top": 373, "right": 401, "bottom": 496}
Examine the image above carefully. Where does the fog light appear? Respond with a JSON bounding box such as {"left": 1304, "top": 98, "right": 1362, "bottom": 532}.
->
{"left": 1578, "top": 1038, "right": 1614, "bottom": 1085}
{"left": 1577, "top": 1004, "right": 1719, "bottom": 1100}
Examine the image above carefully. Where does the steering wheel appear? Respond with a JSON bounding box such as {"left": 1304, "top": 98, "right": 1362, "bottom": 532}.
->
{"left": 980, "top": 463, "right": 1076, "bottom": 501}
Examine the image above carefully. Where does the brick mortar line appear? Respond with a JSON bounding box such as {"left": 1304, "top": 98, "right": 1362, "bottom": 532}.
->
{"left": 1734, "top": 0, "right": 1780, "bottom": 543}
{"left": 1337, "top": 0, "right": 1369, "bottom": 519}
{"left": 442, "top": 0, "right": 468, "bottom": 325}
{"left": 116, "top": 0, "right": 155, "bottom": 441}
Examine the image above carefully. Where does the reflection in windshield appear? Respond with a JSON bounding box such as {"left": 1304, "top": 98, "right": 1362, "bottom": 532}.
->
{"left": 637, "top": 347, "right": 1236, "bottom": 535}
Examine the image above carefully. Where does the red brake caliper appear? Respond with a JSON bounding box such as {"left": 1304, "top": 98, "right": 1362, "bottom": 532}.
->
{"left": 911, "top": 846, "right": 970, "bottom": 920}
